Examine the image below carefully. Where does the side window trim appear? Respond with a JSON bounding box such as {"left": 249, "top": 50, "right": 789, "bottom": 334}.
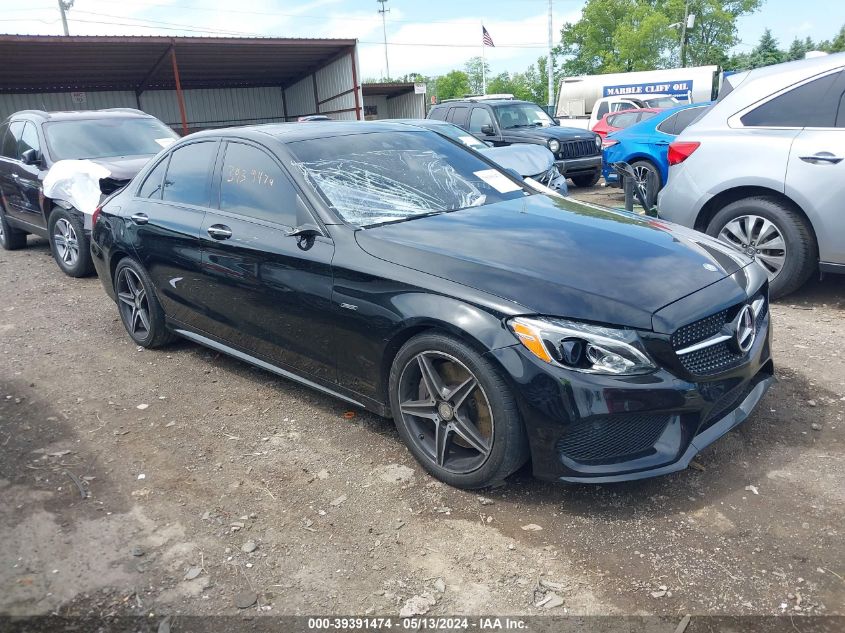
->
{"left": 729, "top": 67, "right": 845, "bottom": 130}
{"left": 215, "top": 139, "right": 319, "bottom": 231}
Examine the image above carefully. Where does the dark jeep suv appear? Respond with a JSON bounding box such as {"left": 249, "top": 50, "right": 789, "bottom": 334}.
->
{"left": 428, "top": 98, "right": 602, "bottom": 187}
{"left": 0, "top": 109, "right": 177, "bottom": 276}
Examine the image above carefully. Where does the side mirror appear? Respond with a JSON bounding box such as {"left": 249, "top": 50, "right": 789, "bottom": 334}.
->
{"left": 21, "top": 148, "right": 41, "bottom": 166}
{"left": 553, "top": 117, "right": 561, "bottom": 126}
{"left": 480, "top": 124, "right": 495, "bottom": 136}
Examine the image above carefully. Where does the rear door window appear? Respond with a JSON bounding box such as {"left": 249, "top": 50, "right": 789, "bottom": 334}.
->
{"left": 162, "top": 141, "right": 218, "bottom": 207}
{"left": 741, "top": 71, "right": 842, "bottom": 128}
{"left": 218, "top": 142, "right": 297, "bottom": 227}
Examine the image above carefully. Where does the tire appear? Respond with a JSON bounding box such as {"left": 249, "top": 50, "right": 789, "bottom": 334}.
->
{"left": 706, "top": 196, "right": 817, "bottom": 300}
{"left": 0, "top": 206, "right": 27, "bottom": 251}
{"left": 629, "top": 160, "right": 661, "bottom": 209}
{"left": 113, "top": 257, "right": 176, "bottom": 348}
{"left": 48, "top": 208, "right": 94, "bottom": 277}
{"left": 388, "top": 332, "right": 529, "bottom": 489}
{"left": 570, "top": 170, "right": 601, "bottom": 188}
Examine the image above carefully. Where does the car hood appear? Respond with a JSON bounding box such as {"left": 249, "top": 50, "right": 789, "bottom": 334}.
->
{"left": 87, "top": 155, "right": 155, "bottom": 180}
{"left": 479, "top": 144, "right": 554, "bottom": 177}
{"left": 502, "top": 126, "right": 597, "bottom": 143}
{"left": 355, "top": 195, "right": 752, "bottom": 330}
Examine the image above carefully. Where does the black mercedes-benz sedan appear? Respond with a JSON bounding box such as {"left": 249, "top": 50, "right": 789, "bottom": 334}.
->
{"left": 91, "top": 121, "right": 773, "bottom": 489}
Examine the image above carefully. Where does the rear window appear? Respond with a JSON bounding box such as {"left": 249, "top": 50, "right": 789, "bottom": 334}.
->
{"left": 656, "top": 106, "right": 710, "bottom": 135}
{"left": 44, "top": 117, "right": 178, "bottom": 160}
{"left": 289, "top": 130, "right": 527, "bottom": 228}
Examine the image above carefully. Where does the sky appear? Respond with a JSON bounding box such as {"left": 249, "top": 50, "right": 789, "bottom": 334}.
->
{"left": 1, "top": 0, "right": 843, "bottom": 79}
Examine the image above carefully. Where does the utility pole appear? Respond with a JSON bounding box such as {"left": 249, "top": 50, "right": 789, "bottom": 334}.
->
{"left": 57, "top": 0, "right": 73, "bottom": 36}
{"left": 377, "top": 0, "right": 390, "bottom": 80}
{"left": 680, "top": 0, "right": 690, "bottom": 67}
{"left": 547, "top": 0, "right": 554, "bottom": 112}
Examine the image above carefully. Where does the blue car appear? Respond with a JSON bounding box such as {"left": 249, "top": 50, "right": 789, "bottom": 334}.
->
{"left": 602, "top": 102, "right": 712, "bottom": 206}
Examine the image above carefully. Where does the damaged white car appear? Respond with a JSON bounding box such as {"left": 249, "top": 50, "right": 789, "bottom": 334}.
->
{"left": 0, "top": 108, "right": 177, "bottom": 276}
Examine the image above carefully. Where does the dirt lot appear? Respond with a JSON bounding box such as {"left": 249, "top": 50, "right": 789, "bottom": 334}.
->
{"left": 1, "top": 198, "right": 843, "bottom": 624}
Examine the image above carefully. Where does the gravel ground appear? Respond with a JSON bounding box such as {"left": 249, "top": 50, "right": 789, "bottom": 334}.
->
{"left": 1, "top": 209, "right": 843, "bottom": 624}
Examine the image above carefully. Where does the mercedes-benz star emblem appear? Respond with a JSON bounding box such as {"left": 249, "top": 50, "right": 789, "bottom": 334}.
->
{"left": 734, "top": 304, "right": 756, "bottom": 353}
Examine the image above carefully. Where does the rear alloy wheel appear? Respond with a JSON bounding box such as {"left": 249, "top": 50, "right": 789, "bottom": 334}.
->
{"left": 630, "top": 160, "right": 661, "bottom": 209}
{"left": 48, "top": 208, "right": 94, "bottom": 277}
{"left": 570, "top": 171, "right": 601, "bottom": 188}
{"left": 389, "top": 333, "right": 528, "bottom": 489}
{"left": 707, "top": 196, "right": 817, "bottom": 300}
{"left": 114, "top": 257, "right": 175, "bottom": 348}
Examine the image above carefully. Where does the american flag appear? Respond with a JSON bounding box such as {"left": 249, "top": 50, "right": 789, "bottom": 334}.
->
{"left": 482, "top": 25, "right": 495, "bottom": 47}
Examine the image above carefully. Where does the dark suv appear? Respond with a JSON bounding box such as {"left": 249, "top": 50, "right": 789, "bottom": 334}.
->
{"left": 0, "top": 109, "right": 177, "bottom": 276}
{"left": 428, "top": 98, "right": 603, "bottom": 187}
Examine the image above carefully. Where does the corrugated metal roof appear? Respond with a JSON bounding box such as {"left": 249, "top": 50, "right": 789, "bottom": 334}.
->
{"left": 0, "top": 35, "right": 357, "bottom": 93}
{"left": 362, "top": 82, "right": 416, "bottom": 98}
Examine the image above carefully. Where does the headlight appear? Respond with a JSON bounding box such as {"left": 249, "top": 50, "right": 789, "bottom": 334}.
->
{"left": 508, "top": 316, "right": 656, "bottom": 375}
{"left": 594, "top": 135, "right": 602, "bottom": 149}
{"left": 548, "top": 139, "right": 560, "bottom": 154}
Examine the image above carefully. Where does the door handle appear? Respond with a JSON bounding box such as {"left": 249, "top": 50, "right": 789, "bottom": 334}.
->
{"left": 130, "top": 213, "right": 149, "bottom": 225}
{"left": 207, "top": 224, "right": 232, "bottom": 240}
{"left": 799, "top": 153, "right": 843, "bottom": 165}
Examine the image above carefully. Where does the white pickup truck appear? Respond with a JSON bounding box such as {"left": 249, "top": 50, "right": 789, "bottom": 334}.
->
{"left": 556, "top": 93, "right": 680, "bottom": 130}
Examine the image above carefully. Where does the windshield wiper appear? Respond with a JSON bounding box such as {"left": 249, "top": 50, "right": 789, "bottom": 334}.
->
{"left": 365, "top": 210, "right": 447, "bottom": 228}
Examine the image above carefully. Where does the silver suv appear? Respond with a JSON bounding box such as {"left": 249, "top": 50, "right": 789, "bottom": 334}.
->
{"left": 658, "top": 53, "right": 845, "bottom": 299}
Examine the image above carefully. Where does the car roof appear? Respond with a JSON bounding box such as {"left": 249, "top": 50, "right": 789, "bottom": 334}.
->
{"left": 6, "top": 108, "right": 155, "bottom": 123}
{"left": 187, "top": 120, "right": 434, "bottom": 144}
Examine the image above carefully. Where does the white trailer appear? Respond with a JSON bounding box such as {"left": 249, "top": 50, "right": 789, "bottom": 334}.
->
{"left": 555, "top": 65, "right": 718, "bottom": 124}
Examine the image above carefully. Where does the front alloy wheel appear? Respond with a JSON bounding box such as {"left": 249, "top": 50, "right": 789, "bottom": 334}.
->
{"left": 397, "top": 351, "right": 493, "bottom": 473}
{"left": 717, "top": 214, "right": 786, "bottom": 280}
{"left": 53, "top": 217, "right": 80, "bottom": 268}
{"left": 389, "top": 333, "right": 528, "bottom": 489}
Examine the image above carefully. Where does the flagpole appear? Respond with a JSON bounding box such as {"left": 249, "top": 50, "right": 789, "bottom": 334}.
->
{"left": 481, "top": 21, "right": 486, "bottom": 95}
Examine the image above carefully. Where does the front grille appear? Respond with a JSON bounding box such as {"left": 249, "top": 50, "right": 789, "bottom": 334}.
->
{"left": 672, "top": 293, "right": 768, "bottom": 377}
{"left": 556, "top": 413, "right": 671, "bottom": 465}
{"left": 558, "top": 139, "right": 598, "bottom": 159}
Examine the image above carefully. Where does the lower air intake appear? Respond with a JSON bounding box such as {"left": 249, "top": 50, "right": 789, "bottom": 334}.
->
{"left": 556, "top": 414, "right": 671, "bottom": 465}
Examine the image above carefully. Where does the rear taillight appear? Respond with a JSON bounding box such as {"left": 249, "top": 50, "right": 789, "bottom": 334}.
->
{"left": 91, "top": 206, "right": 102, "bottom": 228}
{"left": 601, "top": 139, "right": 619, "bottom": 150}
{"left": 668, "top": 141, "right": 700, "bottom": 166}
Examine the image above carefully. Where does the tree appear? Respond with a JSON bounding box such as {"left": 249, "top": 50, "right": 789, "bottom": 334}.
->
{"left": 556, "top": 0, "right": 761, "bottom": 74}
{"left": 825, "top": 25, "right": 845, "bottom": 52}
{"left": 786, "top": 37, "right": 806, "bottom": 61}
{"left": 557, "top": 0, "right": 673, "bottom": 75}
{"left": 435, "top": 70, "right": 470, "bottom": 101}
{"left": 748, "top": 29, "right": 783, "bottom": 68}
{"left": 463, "top": 57, "right": 491, "bottom": 95}
{"left": 662, "top": 0, "right": 762, "bottom": 67}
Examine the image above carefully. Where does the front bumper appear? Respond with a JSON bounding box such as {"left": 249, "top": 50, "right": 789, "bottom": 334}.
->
{"left": 489, "top": 295, "right": 773, "bottom": 483}
{"left": 555, "top": 155, "right": 601, "bottom": 177}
